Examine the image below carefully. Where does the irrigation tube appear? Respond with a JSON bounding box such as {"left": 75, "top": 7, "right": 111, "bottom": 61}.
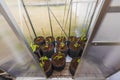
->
{"left": 21, "top": 0, "right": 37, "bottom": 38}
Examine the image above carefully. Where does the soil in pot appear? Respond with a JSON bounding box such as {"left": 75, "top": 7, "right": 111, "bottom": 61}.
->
{"left": 52, "top": 52, "right": 66, "bottom": 71}
{"left": 69, "top": 42, "right": 83, "bottom": 58}
{"left": 34, "top": 46, "right": 42, "bottom": 59}
{"left": 77, "top": 36, "right": 87, "bottom": 48}
{"left": 67, "top": 36, "right": 77, "bottom": 47}
{"left": 34, "top": 36, "right": 45, "bottom": 46}
{"left": 56, "top": 36, "right": 66, "bottom": 45}
{"left": 46, "top": 36, "right": 55, "bottom": 46}
{"left": 56, "top": 42, "right": 68, "bottom": 57}
{"left": 69, "top": 57, "right": 80, "bottom": 76}
{"left": 40, "top": 56, "right": 53, "bottom": 77}
{"left": 41, "top": 42, "right": 54, "bottom": 58}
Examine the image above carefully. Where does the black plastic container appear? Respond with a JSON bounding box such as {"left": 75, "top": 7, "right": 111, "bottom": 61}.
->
{"left": 41, "top": 43, "right": 54, "bottom": 58}
{"left": 67, "top": 36, "right": 77, "bottom": 47}
{"left": 34, "top": 36, "right": 45, "bottom": 46}
{"left": 52, "top": 53, "right": 66, "bottom": 71}
{"left": 68, "top": 43, "right": 83, "bottom": 58}
{"left": 40, "top": 57, "right": 53, "bottom": 77}
{"left": 46, "top": 36, "right": 55, "bottom": 46}
{"left": 56, "top": 42, "right": 68, "bottom": 57}
{"left": 69, "top": 57, "right": 80, "bottom": 76}
{"left": 56, "top": 36, "right": 66, "bottom": 45}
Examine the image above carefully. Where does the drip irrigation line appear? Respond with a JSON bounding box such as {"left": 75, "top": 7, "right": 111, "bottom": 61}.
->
{"left": 86, "top": 0, "right": 99, "bottom": 36}
{"left": 49, "top": 8, "right": 68, "bottom": 37}
{"left": 23, "top": 15, "right": 33, "bottom": 42}
{"left": 46, "top": 0, "right": 53, "bottom": 37}
{"left": 21, "top": 0, "right": 37, "bottom": 38}
{"left": 69, "top": 0, "right": 73, "bottom": 37}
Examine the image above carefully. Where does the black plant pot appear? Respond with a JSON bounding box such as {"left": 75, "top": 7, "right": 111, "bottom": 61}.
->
{"left": 56, "top": 36, "right": 66, "bottom": 45}
{"left": 46, "top": 36, "right": 55, "bottom": 46}
{"left": 68, "top": 43, "right": 83, "bottom": 58}
{"left": 69, "top": 57, "right": 80, "bottom": 76}
{"left": 52, "top": 53, "right": 66, "bottom": 71}
{"left": 41, "top": 44, "right": 54, "bottom": 58}
{"left": 67, "top": 36, "right": 77, "bottom": 47}
{"left": 34, "top": 36, "right": 45, "bottom": 46}
{"left": 45, "top": 62, "right": 53, "bottom": 77}
{"left": 56, "top": 43, "right": 68, "bottom": 57}
{"left": 40, "top": 58, "right": 53, "bottom": 77}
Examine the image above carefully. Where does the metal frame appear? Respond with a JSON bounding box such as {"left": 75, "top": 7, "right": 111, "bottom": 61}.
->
{"left": 74, "top": 0, "right": 112, "bottom": 79}
{"left": 108, "top": 6, "right": 120, "bottom": 12}
{"left": 0, "top": 0, "right": 45, "bottom": 78}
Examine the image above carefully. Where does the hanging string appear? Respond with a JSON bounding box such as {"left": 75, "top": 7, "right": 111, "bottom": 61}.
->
{"left": 23, "top": 15, "right": 33, "bottom": 42}
{"left": 21, "top": 0, "right": 37, "bottom": 38}
{"left": 75, "top": 0, "right": 78, "bottom": 28}
{"left": 85, "top": 2, "right": 94, "bottom": 29}
{"left": 80, "top": 2, "right": 90, "bottom": 37}
{"left": 46, "top": 0, "right": 53, "bottom": 37}
{"left": 69, "top": 0, "right": 73, "bottom": 37}
{"left": 86, "top": 0, "right": 99, "bottom": 36}
{"left": 61, "top": 0, "right": 68, "bottom": 36}
{"left": 41, "top": 28, "right": 46, "bottom": 37}
{"left": 64, "top": 0, "right": 73, "bottom": 31}
{"left": 49, "top": 8, "right": 68, "bottom": 37}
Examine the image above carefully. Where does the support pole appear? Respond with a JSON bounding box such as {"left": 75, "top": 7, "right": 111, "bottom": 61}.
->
{"left": 21, "top": 0, "right": 37, "bottom": 38}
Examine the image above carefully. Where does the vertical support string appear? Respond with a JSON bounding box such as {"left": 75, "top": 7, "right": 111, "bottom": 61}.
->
{"left": 69, "top": 0, "right": 73, "bottom": 37}
{"left": 21, "top": 0, "right": 37, "bottom": 38}
{"left": 46, "top": 0, "right": 53, "bottom": 37}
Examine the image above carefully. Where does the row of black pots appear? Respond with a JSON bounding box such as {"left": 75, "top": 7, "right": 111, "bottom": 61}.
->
{"left": 39, "top": 54, "right": 80, "bottom": 77}
{"left": 39, "top": 53, "right": 66, "bottom": 77}
{"left": 33, "top": 36, "right": 85, "bottom": 59}
{"left": 34, "top": 36, "right": 86, "bottom": 47}
{"left": 34, "top": 43, "right": 83, "bottom": 59}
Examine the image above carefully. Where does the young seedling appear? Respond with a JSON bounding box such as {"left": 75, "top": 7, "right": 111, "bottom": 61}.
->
{"left": 60, "top": 42, "right": 65, "bottom": 48}
{"left": 80, "top": 34, "right": 87, "bottom": 42}
{"left": 53, "top": 52, "right": 63, "bottom": 60}
{"left": 30, "top": 42, "right": 39, "bottom": 52}
{"left": 54, "top": 55, "right": 63, "bottom": 60}
{"left": 40, "top": 56, "right": 48, "bottom": 68}
{"left": 74, "top": 43, "right": 80, "bottom": 48}
{"left": 80, "top": 28, "right": 87, "bottom": 42}
{"left": 77, "top": 58, "right": 80, "bottom": 63}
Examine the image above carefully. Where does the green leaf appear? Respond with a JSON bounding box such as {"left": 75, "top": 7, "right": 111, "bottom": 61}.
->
{"left": 40, "top": 56, "right": 48, "bottom": 61}
{"left": 30, "top": 42, "right": 39, "bottom": 52}
{"left": 54, "top": 55, "right": 63, "bottom": 60}
{"left": 40, "top": 63, "right": 44, "bottom": 68}
{"left": 77, "top": 59, "right": 80, "bottom": 63}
